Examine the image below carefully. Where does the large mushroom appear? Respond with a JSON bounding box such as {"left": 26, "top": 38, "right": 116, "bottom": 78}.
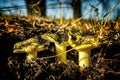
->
{"left": 13, "top": 37, "right": 45, "bottom": 61}
{"left": 41, "top": 33, "right": 69, "bottom": 62}
{"left": 68, "top": 32, "right": 99, "bottom": 69}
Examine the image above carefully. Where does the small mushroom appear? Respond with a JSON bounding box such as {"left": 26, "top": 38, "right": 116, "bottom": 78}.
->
{"left": 13, "top": 37, "right": 45, "bottom": 61}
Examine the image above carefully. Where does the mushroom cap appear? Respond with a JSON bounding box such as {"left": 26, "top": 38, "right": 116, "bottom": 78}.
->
{"left": 68, "top": 32, "right": 99, "bottom": 49}
{"left": 13, "top": 37, "right": 39, "bottom": 53}
{"left": 41, "top": 33, "right": 58, "bottom": 43}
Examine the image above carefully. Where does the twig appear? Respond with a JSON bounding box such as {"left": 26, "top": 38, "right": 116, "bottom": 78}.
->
{"left": 107, "top": 71, "right": 120, "bottom": 75}
{"left": 104, "top": 59, "right": 120, "bottom": 62}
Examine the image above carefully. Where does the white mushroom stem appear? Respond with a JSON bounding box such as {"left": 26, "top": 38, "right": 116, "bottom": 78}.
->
{"left": 74, "top": 44, "right": 92, "bottom": 68}
{"left": 80, "top": 51, "right": 91, "bottom": 68}
{"left": 78, "top": 50, "right": 90, "bottom": 68}
{"left": 74, "top": 43, "right": 99, "bottom": 69}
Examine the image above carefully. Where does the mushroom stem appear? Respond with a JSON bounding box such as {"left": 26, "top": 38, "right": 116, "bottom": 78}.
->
{"left": 27, "top": 51, "right": 37, "bottom": 60}
{"left": 26, "top": 45, "right": 45, "bottom": 60}
{"left": 74, "top": 44, "right": 93, "bottom": 68}
{"left": 54, "top": 43, "right": 67, "bottom": 62}
{"left": 78, "top": 49, "right": 91, "bottom": 68}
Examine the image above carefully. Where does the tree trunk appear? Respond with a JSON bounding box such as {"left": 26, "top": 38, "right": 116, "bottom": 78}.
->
{"left": 25, "top": 0, "right": 46, "bottom": 17}
{"left": 72, "top": 0, "right": 81, "bottom": 19}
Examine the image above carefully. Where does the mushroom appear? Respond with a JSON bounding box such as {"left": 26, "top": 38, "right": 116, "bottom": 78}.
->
{"left": 13, "top": 37, "right": 45, "bottom": 61}
{"left": 41, "top": 33, "right": 69, "bottom": 62}
{"left": 68, "top": 32, "right": 99, "bottom": 69}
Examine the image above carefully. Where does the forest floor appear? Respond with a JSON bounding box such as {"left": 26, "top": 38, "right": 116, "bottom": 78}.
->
{"left": 0, "top": 15, "right": 120, "bottom": 80}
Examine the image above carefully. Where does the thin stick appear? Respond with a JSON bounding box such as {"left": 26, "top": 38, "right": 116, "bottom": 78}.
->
{"left": 37, "top": 46, "right": 77, "bottom": 60}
